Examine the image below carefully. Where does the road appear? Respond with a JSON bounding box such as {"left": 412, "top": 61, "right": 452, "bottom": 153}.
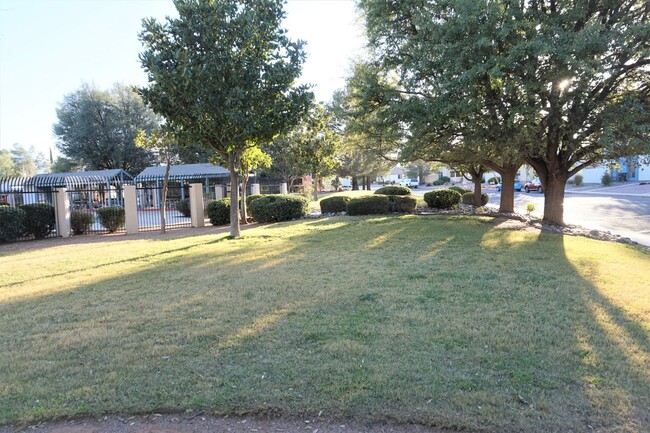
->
{"left": 406, "top": 185, "right": 650, "bottom": 247}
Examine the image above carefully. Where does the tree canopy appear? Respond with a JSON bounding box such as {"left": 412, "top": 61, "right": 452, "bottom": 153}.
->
{"left": 359, "top": 0, "right": 650, "bottom": 224}
{"left": 139, "top": 0, "right": 311, "bottom": 236}
{"left": 53, "top": 83, "right": 159, "bottom": 175}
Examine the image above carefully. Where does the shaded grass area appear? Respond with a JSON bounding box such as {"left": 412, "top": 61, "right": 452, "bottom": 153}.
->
{"left": 1, "top": 215, "right": 649, "bottom": 432}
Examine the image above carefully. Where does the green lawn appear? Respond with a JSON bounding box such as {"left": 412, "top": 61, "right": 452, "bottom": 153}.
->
{"left": 1, "top": 215, "right": 648, "bottom": 432}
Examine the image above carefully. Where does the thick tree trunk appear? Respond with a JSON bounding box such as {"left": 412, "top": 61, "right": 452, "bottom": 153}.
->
{"left": 352, "top": 176, "right": 359, "bottom": 190}
{"left": 366, "top": 175, "right": 372, "bottom": 190}
{"left": 498, "top": 166, "right": 518, "bottom": 213}
{"left": 542, "top": 176, "right": 567, "bottom": 226}
{"left": 472, "top": 176, "right": 482, "bottom": 206}
{"left": 228, "top": 153, "right": 241, "bottom": 237}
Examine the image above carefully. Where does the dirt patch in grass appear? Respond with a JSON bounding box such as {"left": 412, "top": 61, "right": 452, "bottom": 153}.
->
{"left": 0, "top": 413, "right": 469, "bottom": 433}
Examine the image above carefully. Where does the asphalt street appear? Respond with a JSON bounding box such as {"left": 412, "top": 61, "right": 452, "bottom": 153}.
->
{"left": 405, "top": 184, "right": 650, "bottom": 247}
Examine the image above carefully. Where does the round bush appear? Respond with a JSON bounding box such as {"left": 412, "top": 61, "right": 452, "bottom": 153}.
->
{"left": 386, "top": 195, "right": 417, "bottom": 213}
{"left": 601, "top": 172, "right": 612, "bottom": 186}
{"left": 246, "top": 194, "right": 270, "bottom": 208}
{"left": 374, "top": 185, "right": 412, "bottom": 196}
{"left": 0, "top": 206, "right": 26, "bottom": 243}
{"left": 423, "top": 189, "right": 462, "bottom": 209}
{"left": 71, "top": 210, "right": 95, "bottom": 235}
{"left": 346, "top": 195, "right": 390, "bottom": 215}
{"left": 448, "top": 186, "right": 470, "bottom": 194}
{"left": 20, "top": 203, "right": 56, "bottom": 239}
{"left": 249, "top": 195, "right": 309, "bottom": 223}
{"left": 432, "top": 179, "right": 445, "bottom": 186}
{"left": 96, "top": 206, "right": 125, "bottom": 233}
{"left": 574, "top": 174, "right": 583, "bottom": 187}
{"left": 461, "top": 191, "right": 489, "bottom": 206}
{"left": 320, "top": 196, "right": 350, "bottom": 213}
{"left": 207, "top": 198, "right": 230, "bottom": 226}
{"left": 176, "top": 198, "right": 191, "bottom": 217}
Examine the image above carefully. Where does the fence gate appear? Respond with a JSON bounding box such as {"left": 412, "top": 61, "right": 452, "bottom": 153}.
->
{"left": 136, "top": 178, "right": 192, "bottom": 232}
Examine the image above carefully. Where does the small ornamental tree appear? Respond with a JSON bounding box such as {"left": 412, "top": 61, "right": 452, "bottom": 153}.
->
{"left": 139, "top": 0, "right": 311, "bottom": 237}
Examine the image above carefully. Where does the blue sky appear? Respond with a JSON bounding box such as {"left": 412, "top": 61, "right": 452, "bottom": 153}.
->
{"left": 0, "top": 0, "right": 365, "bottom": 158}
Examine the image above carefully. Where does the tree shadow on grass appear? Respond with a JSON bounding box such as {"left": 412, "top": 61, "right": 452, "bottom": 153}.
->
{"left": 0, "top": 215, "right": 648, "bottom": 432}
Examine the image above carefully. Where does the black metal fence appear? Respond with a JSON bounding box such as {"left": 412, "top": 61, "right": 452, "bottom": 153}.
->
{"left": 136, "top": 178, "right": 192, "bottom": 232}
{"left": 1, "top": 176, "right": 59, "bottom": 241}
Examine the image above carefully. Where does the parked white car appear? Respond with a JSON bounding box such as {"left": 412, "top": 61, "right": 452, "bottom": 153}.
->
{"left": 400, "top": 178, "right": 419, "bottom": 188}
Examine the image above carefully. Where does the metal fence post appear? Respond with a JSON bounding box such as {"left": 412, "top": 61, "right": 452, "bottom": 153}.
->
{"left": 190, "top": 183, "right": 205, "bottom": 228}
{"left": 124, "top": 185, "right": 139, "bottom": 234}
{"left": 280, "top": 182, "right": 288, "bottom": 194}
{"left": 54, "top": 188, "right": 71, "bottom": 238}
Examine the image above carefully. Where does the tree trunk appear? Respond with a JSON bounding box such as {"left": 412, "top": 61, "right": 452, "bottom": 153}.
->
{"left": 312, "top": 175, "right": 319, "bottom": 201}
{"left": 352, "top": 176, "right": 359, "bottom": 190}
{"left": 160, "top": 156, "right": 171, "bottom": 234}
{"left": 527, "top": 157, "right": 568, "bottom": 226}
{"left": 240, "top": 174, "right": 249, "bottom": 225}
{"left": 366, "top": 175, "right": 372, "bottom": 190}
{"left": 485, "top": 162, "right": 520, "bottom": 213}
{"left": 228, "top": 153, "right": 241, "bottom": 237}
{"left": 541, "top": 176, "right": 567, "bottom": 226}
{"left": 472, "top": 175, "right": 482, "bottom": 206}
{"left": 498, "top": 165, "right": 518, "bottom": 213}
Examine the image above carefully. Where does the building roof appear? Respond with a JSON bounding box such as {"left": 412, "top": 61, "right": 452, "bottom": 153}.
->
{"left": 136, "top": 163, "right": 230, "bottom": 180}
{"left": 28, "top": 169, "right": 133, "bottom": 187}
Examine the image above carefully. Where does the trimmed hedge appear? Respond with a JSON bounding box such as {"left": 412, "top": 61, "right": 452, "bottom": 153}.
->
{"left": 246, "top": 194, "right": 270, "bottom": 208}
{"left": 71, "top": 210, "right": 95, "bottom": 235}
{"left": 320, "top": 196, "right": 350, "bottom": 213}
{"left": 207, "top": 199, "right": 230, "bottom": 226}
{"left": 461, "top": 191, "right": 489, "bottom": 206}
{"left": 249, "top": 194, "right": 309, "bottom": 223}
{"left": 20, "top": 203, "right": 55, "bottom": 239}
{"left": 0, "top": 206, "right": 26, "bottom": 243}
{"left": 386, "top": 195, "right": 417, "bottom": 213}
{"left": 424, "top": 189, "right": 462, "bottom": 209}
{"left": 176, "top": 199, "right": 191, "bottom": 217}
{"left": 346, "top": 195, "right": 390, "bottom": 215}
{"left": 374, "top": 185, "right": 412, "bottom": 196}
{"left": 96, "top": 206, "right": 125, "bottom": 233}
{"left": 448, "top": 186, "right": 470, "bottom": 194}
{"left": 432, "top": 179, "right": 445, "bottom": 186}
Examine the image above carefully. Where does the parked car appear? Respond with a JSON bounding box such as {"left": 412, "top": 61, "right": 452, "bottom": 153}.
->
{"left": 523, "top": 178, "right": 543, "bottom": 193}
{"left": 496, "top": 181, "right": 522, "bottom": 192}
{"left": 400, "top": 178, "right": 419, "bottom": 188}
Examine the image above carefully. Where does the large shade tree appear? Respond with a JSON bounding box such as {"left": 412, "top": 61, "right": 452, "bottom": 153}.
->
{"left": 360, "top": 0, "right": 650, "bottom": 225}
{"left": 139, "top": 0, "right": 311, "bottom": 237}
{"left": 53, "top": 83, "right": 159, "bottom": 174}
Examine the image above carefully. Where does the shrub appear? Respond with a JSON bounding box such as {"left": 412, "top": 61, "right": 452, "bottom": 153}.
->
{"left": 439, "top": 176, "right": 451, "bottom": 183}
{"left": 346, "top": 195, "right": 390, "bottom": 215}
{"left": 20, "top": 203, "right": 56, "bottom": 239}
{"left": 424, "top": 189, "right": 462, "bottom": 209}
{"left": 526, "top": 202, "right": 536, "bottom": 215}
{"left": 207, "top": 198, "right": 230, "bottom": 226}
{"left": 96, "top": 206, "right": 125, "bottom": 233}
{"left": 448, "top": 186, "right": 470, "bottom": 194}
{"left": 0, "top": 206, "right": 26, "bottom": 243}
{"left": 601, "top": 172, "right": 612, "bottom": 186}
{"left": 71, "top": 210, "right": 95, "bottom": 235}
{"left": 320, "top": 196, "right": 350, "bottom": 213}
{"left": 374, "top": 185, "right": 412, "bottom": 196}
{"left": 246, "top": 194, "right": 270, "bottom": 208}
{"left": 574, "top": 174, "right": 584, "bottom": 187}
{"left": 487, "top": 176, "right": 500, "bottom": 184}
{"left": 249, "top": 195, "right": 309, "bottom": 223}
{"left": 432, "top": 179, "right": 445, "bottom": 186}
{"left": 386, "top": 195, "right": 417, "bottom": 213}
{"left": 461, "top": 191, "right": 489, "bottom": 206}
{"left": 176, "top": 198, "right": 191, "bottom": 217}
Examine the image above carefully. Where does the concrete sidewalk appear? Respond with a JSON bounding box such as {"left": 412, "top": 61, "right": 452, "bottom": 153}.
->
{"left": 565, "top": 182, "right": 650, "bottom": 197}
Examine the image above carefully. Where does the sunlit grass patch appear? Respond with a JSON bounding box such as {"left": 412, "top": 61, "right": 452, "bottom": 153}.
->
{"left": 0, "top": 215, "right": 648, "bottom": 432}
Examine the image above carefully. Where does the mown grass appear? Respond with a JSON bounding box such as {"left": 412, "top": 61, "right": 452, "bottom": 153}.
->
{"left": 0, "top": 215, "right": 648, "bottom": 432}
